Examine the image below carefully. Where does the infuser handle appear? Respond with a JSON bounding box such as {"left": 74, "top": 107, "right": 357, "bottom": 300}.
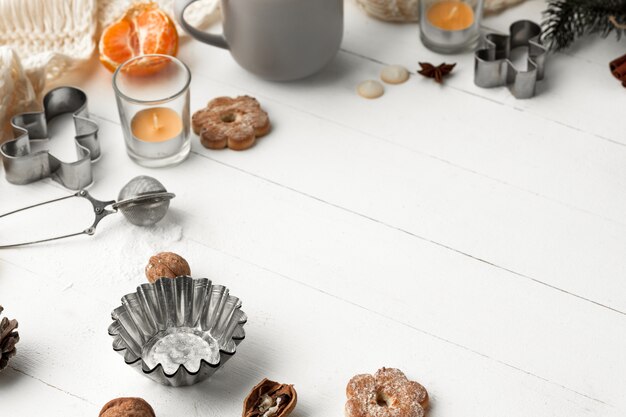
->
{"left": 0, "top": 190, "right": 116, "bottom": 249}
{"left": 174, "top": 0, "right": 229, "bottom": 49}
{"left": 76, "top": 190, "right": 117, "bottom": 235}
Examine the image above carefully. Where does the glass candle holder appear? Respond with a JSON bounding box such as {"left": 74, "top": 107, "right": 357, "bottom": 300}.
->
{"left": 113, "top": 55, "right": 191, "bottom": 168}
{"left": 420, "top": 0, "right": 484, "bottom": 53}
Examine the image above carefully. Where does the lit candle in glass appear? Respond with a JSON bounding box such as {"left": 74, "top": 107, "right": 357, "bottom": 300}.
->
{"left": 420, "top": 0, "right": 483, "bottom": 53}
{"left": 113, "top": 55, "right": 191, "bottom": 167}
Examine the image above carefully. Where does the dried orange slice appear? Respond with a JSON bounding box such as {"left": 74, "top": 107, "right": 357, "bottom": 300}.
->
{"left": 99, "top": 2, "right": 178, "bottom": 75}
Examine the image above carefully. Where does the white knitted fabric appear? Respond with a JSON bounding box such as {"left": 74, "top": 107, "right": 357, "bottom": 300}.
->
{"left": 0, "top": 0, "right": 98, "bottom": 90}
{"left": 483, "top": 0, "right": 527, "bottom": 14}
{"left": 0, "top": 0, "right": 219, "bottom": 142}
{"left": 0, "top": 47, "right": 38, "bottom": 141}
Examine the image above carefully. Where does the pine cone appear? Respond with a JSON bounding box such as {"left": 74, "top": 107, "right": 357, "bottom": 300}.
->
{"left": 0, "top": 305, "right": 19, "bottom": 371}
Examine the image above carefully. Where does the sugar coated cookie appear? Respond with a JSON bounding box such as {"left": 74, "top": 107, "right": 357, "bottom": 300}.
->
{"left": 192, "top": 96, "right": 270, "bottom": 151}
{"left": 345, "top": 368, "right": 428, "bottom": 417}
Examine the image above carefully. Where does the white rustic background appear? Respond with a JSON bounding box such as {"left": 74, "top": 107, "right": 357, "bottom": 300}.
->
{"left": 1, "top": 0, "right": 625, "bottom": 416}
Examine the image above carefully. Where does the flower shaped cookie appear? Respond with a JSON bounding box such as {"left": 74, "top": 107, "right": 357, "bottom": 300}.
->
{"left": 192, "top": 96, "right": 270, "bottom": 151}
{"left": 345, "top": 368, "right": 428, "bottom": 417}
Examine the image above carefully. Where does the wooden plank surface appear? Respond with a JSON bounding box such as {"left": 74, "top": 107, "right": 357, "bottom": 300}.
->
{"left": 1, "top": 0, "right": 624, "bottom": 416}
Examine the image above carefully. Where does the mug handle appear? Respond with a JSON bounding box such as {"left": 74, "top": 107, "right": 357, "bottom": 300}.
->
{"left": 174, "top": 0, "right": 229, "bottom": 49}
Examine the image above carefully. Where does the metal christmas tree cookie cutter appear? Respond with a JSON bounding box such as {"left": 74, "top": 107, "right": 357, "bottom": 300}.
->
{"left": 0, "top": 86, "right": 100, "bottom": 190}
{"left": 474, "top": 20, "right": 548, "bottom": 99}
{"left": 108, "top": 276, "right": 247, "bottom": 387}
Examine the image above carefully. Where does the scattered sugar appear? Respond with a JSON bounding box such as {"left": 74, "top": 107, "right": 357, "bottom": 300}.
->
{"left": 89, "top": 215, "right": 188, "bottom": 286}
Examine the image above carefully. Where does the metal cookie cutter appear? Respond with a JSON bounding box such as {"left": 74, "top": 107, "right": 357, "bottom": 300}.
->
{"left": 0, "top": 86, "right": 100, "bottom": 190}
{"left": 474, "top": 20, "right": 548, "bottom": 99}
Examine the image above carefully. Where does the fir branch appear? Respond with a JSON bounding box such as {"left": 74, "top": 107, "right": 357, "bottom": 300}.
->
{"left": 541, "top": 0, "right": 626, "bottom": 50}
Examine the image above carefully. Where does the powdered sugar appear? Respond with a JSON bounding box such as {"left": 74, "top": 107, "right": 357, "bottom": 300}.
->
{"left": 100, "top": 220, "right": 185, "bottom": 285}
{"left": 3, "top": 204, "right": 189, "bottom": 297}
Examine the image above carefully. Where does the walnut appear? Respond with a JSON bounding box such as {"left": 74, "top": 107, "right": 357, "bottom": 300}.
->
{"left": 243, "top": 379, "right": 297, "bottom": 417}
{"left": 145, "top": 252, "right": 191, "bottom": 283}
{"left": 99, "top": 397, "right": 155, "bottom": 417}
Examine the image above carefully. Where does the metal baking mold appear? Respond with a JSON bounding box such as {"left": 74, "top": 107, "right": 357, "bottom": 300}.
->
{"left": 108, "top": 276, "right": 247, "bottom": 387}
{"left": 0, "top": 86, "right": 99, "bottom": 190}
{"left": 474, "top": 20, "right": 547, "bottom": 99}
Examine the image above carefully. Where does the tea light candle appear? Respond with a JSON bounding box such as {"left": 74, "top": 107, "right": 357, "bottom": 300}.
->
{"left": 129, "top": 107, "right": 184, "bottom": 158}
{"left": 113, "top": 54, "right": 191, "bottom": 167}
{"left": 426, "top": 1, "right": 474, "bottom": 31}
{"left": 420, "top": 0, "right": 483, "bottom": 53}
{"left": 131, "top": 108, "right": 183, "bottom": 142}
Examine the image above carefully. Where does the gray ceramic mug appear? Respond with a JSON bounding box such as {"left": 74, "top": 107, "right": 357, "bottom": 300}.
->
{"left": 174, "top": 0, "right": 343, "bottom": 81}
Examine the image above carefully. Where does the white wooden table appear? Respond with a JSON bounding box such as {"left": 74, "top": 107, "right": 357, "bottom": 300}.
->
{"left": 1, "top": 1, "right": 625, "bottom": 415}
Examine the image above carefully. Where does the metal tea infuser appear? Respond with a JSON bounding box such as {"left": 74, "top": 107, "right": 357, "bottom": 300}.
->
{"left": 0, "top": 176, "right": 175, "bottom": 248}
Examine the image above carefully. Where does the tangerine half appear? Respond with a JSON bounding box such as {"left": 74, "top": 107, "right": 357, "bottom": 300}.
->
{"left": 99, "top": 2, "right": 178, "bottom": 75}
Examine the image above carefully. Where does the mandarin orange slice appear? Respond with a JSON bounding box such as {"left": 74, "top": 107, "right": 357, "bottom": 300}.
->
{"left": 99, "top": 2, "right": 178, "bottom": 75}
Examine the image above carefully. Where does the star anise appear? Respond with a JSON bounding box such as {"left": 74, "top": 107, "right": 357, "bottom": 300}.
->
{"left": 417, "top": 62, "right": 456, "bottom": 83}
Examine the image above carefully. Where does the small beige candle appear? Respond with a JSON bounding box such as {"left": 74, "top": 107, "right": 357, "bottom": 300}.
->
{"left": 131, "top": 107, "right": 183, "bottom": 142}
{"left": 427, "top": 0, "right": 474, "bottom": 31}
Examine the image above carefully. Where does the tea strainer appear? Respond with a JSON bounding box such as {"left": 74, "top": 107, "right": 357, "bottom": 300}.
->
{"left": 0, "top": 176, "right": 175, "bottom": 248}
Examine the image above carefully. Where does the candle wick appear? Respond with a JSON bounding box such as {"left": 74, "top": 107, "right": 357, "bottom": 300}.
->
{"left": 446, "top": 5, "right": 458, "bottom": 20}
{"left": 152, "top": 112, "right": 161, "bottom": 130}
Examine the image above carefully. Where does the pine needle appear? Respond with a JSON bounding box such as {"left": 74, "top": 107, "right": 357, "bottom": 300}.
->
{"left": 541, "top": 0, "right": 626, "bottom": 50}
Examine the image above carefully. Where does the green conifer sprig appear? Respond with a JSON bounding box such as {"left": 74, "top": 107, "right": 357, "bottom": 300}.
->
{"left": 541, "top": 0, "right": 626, "bottom": 50}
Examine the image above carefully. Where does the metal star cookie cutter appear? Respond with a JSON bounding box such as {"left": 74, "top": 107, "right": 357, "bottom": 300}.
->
{"left": 0, "top": 86, "right": 100, "bottom": 190}
{"left": 474, "top": 20, "right": 548, "bottom": 99}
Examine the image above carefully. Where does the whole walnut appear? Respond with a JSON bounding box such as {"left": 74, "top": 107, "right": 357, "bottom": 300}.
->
{"left": 145, "top": 252, "right": 191, "bottom": 283}
{"left": 99, "top": 397, "right": 155, "bottom": 417}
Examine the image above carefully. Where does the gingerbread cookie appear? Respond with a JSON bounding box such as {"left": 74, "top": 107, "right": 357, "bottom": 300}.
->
{"left": 192, "top": 96, "right": 270, "bottom": 150}
{"left": 345, "top": 368, "right": 428, "bottom": 417}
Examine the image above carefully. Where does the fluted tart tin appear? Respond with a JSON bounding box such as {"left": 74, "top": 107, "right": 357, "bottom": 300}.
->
{"left": 108, "top": 276, "right": 247, "bottom": 386}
